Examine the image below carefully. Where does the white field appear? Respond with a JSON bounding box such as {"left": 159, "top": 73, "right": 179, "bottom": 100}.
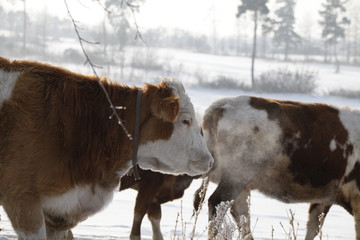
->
{"left": 0, "top": 48, "right": 359, "bottom": 240}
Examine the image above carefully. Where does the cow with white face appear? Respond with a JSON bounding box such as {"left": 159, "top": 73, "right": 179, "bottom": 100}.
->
{"left": 0, "top": 57, "right": 213, "bottom": 240}
{"left": 196, "top": 95, "right": 360, "bottom": 240}
{"left": 138, "top": 80, "right": 211, "bottom": 175}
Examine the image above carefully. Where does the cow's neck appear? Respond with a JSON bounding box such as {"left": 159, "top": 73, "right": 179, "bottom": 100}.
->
{"left": 63, "top": 81, "right": 146, "bottom": 186}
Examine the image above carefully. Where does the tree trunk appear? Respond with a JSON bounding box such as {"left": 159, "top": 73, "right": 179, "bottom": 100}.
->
{"left": 284, "top": 33, "right": 289, "bottom": 61}
{"left": 346, "top": 39, "right": 351, "bottom": 64}
{"left": 355, "top": 32, "right": 359, "bottom": 64}
{"left": 323, "top": 41, "right": 328, "bottom": 63}
{"left": 236, "top": 19, "right": 241, "bottom": 55}
{"left": 261, "top": 34, "right": 267, "bottom": 58}
{"left": 251, "top": 10, "right": 258, "bottom": 89}
{"left": 334, "top": 42, "right": 340, "bottom": 73}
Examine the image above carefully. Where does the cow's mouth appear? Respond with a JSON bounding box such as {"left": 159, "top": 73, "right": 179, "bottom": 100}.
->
{"left": 138, "top": 157, "right": 177, "bottom": 175}
{"left": 188, "top": 157, "right": 214, "bottom": 176}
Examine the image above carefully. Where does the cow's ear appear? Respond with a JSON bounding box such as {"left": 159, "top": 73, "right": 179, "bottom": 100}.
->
{"left": 151, "top": 95, "right": 180, "bottom": 122}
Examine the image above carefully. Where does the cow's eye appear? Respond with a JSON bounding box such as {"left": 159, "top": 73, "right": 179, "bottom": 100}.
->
{"left": 180, "top": 113, "right": 192, "bottom": 126}
{"left": 182, "top": 119, "right": 191, "bottom": 126}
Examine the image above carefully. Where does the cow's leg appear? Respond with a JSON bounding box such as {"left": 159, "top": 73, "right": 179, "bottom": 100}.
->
{"left": 2, "top": 195, "right": 46, "bottom": 240}
{"left": 130, "top": 197, "right": 148, "bottom": 240}
{"left": 46, "top": 228, "right": 74, "bottom": 240}
{"left": 66, "top": 230, "right": 74, "bottom": 240}
{"left": 350, "top": 196, "right": 360, "bottom": 240}
{"left": 147, "top": 202, "right": 164, "bottom": 240}
{"left": 129, "top": 175, "right": 162, "bottom": 240}
{"left": 305, "top": 203, "right": 331, "bottom": 240}
{"left": 231, "top": 190, "right": 253, "bottom": 240}
{"left": 208, "top": 176, "right": 242, "bottom": 239}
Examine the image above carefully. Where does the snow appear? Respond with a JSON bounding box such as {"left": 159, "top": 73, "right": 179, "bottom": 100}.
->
{"left": 0, "top": 49, "right": 359, "bottom": 240}
{"left": 153, "top": 48, "right": 360, "bottom": 94}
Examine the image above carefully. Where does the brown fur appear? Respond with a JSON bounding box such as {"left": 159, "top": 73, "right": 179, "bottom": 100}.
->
{"left": 0, "top": 57, "right": 179, "bottom": 190}
{"left": 249, "top": 96, "right": 352, "bottom": 188}
{"left": 0, "top": 57, "right": 183, "bottom": 237}
{"left": 120, "top": 169, "right": 194, "bottom": 239}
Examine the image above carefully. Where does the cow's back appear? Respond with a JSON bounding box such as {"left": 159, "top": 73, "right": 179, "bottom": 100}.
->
{"left": 203, "top": 96, "right": 283, "bottom": 186}
{"left": 203, "top": 96, "right": 359, "bottom": 203}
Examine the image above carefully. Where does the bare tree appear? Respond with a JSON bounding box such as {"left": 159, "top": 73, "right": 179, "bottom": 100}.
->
{"left": 236, "top": 0, "right": 269, "bottom": 88}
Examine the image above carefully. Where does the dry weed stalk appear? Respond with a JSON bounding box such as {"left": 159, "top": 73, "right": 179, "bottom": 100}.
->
{"left": 280, "top": 209, "right": 299, "bottom": 240}
{"left": 208, "top": 200, "right": 239, "bottom": 240}
{"left": 181, "top": 201, "right": 186, "bottom": 240}
{"left": 172, "top": 213, "right": 180, "bottom": 240}
{"left": 190, "top": 177, "right": 209, "bottom": 239}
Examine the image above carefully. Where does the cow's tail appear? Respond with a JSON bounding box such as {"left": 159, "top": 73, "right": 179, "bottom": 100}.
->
{"left": 192, "top": 177, "right": 209, "bottom": 217}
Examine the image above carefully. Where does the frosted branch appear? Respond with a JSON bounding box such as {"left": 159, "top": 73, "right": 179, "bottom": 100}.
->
{"left": 64, "top": 0, "right": 132, "bottom": 140}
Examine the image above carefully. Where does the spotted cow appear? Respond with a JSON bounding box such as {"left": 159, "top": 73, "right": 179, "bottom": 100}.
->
{"left": 198, "top": 95, "right": 360, "bottom": 239}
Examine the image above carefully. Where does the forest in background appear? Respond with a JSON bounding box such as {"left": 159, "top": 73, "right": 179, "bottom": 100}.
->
{"left": 1, "top": 0, "right": 360, "bottom": 63}
{"left": 0, "top": 0, "right": 360, "bottom": 98}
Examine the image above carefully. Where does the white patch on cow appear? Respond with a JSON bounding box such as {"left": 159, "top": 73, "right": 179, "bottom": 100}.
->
{"left": 329, "top": 138, "right": 337, "bottom": 151}
{"left": 137, "top": 79, "right": 213, "bottom": 176}
{"left": 148, "top": 217, "right": 164, "bottom": 240}
{"left": 339, "top": 108, "right": 360, "bottom": 176}
{"left": 0, "top": 69, "right": 20, "bottom": 107}
{"left": 17, "top": 224, "right": 46, "bottom": 240}
{"left": 208, "top": 96, "right": 283, "bottom": 183}
{"left": 42, "top": 185, "right": 114, "bottom": 222}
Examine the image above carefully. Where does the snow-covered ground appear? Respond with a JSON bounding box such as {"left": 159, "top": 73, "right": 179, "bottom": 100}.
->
{"left": 153, "top": 48, "right": 360, "bottom": 94}
{"left": 0, "top": 49, "right": 359, "bottom": 240}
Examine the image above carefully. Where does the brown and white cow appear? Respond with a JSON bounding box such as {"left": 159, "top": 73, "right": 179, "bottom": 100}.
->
{"left": 198, "top": 95, "right": 360, "bottom": 240}
{"left": 120, "top": 168, "right": 194, "bottom": 240}
{"left": 0, "top": 57, "right": 213, "bottom": 240}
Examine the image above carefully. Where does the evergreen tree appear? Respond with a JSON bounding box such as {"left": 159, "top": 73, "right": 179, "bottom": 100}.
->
{"left": 272, "top": 0, "right": 301, "bottom": 61}
{"left": 319, "top": 0, "right": 350, "bottom": 72}
{"left": 236, "top": 0, "right": 269, "bottom": 88}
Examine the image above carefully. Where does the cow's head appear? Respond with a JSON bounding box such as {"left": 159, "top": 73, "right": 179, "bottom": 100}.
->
{"left": 138, "top": 78, "right": 214, "bottom": 176}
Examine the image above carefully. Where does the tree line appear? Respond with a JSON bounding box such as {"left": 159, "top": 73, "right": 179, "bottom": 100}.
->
{"left": 236, "top": 0, "right": 356, "bottom": 86}
{"left": 1, "top": 0, "right": 359, "bottom": 77}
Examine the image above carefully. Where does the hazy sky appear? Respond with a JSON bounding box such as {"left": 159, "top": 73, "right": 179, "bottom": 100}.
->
{"left": 13, "top": 0, "right": 322, "bottom": 37}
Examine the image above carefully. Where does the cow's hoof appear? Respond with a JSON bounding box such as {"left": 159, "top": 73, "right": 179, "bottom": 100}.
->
{"left": 130, "top": 234, "right": 141, "bottom": 240}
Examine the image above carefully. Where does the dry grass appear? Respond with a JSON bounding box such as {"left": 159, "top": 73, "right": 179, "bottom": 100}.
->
{"left": 171, "top": 178, "right": 327, "bottom": 240}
